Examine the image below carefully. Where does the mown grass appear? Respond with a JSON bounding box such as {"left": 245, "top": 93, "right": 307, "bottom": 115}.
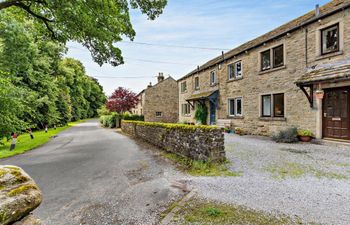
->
{"left": 160, "top": 152, "right": 241, "bottom": 177}
{"left": 266, "top": 161, "right": 348, "bottom": 180}
{"left": 0, "top": 120, "right": 85, "bottom": 159}
{"left": 169, "top": 200, "right": 316, "bottom": 225}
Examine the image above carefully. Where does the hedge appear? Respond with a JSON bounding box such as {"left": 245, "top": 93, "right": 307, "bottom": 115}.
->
{"left": 100, "top": 113, "right": 144, "bottom": 128}
{"left": 122, "top": 120, "right": 219, "bottom": 131}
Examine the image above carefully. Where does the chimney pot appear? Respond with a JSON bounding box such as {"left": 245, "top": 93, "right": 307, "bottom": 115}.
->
{"left": 157, "top": 72, "right": 164, "bottom": 83}
{"left": 315, "top": 4, "right": 320, "bottom": 17}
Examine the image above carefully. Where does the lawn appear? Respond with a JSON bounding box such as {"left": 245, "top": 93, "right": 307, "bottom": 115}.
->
{"left": 0, "top": 120, "right": 85, "bottom": 159}
{"left": 167, "top": 199, "right": 317, "bottom": 225}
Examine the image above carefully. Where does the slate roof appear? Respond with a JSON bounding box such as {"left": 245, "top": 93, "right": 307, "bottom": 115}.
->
{"left": 296, "top": 59, "right": 350, "bottom": 86}
{"left": 178, "top": 0, "right": 350, "bottom": 82}
{"left": 186, "top": 90, "right": 218, "bottom": 101}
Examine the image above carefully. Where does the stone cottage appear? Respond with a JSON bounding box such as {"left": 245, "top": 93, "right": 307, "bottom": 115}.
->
{"left": 133, "top": 73, "right": 179, "bottom": 123}
{"left": 178, "top": 0, "right": 350, "bottom": 140}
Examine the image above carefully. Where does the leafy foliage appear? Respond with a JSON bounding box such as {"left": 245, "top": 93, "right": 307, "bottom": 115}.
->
{"left": 272, "top": 127, "right": 299, "bottom": 143}
{"left": 0, "top": 0, "right": 167, "bottom": 66}
{"left": 0, "top": 11, "right": 106, "bottom": 137}
{"left": 194, "top": 104, "right": 208, "bottom": 125}
{"left": 297, "top": 129, "right": 314, "bottom": 137}
{"left": 106, "top": 87, "right": 139, "bottom": 113}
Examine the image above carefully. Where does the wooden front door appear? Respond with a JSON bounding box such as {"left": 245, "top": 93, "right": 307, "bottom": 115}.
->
{"left": 323, "top": 87, "right": 350, "bottom": 140}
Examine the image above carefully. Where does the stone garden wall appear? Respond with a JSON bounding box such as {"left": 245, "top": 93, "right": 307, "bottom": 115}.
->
{"left": 121, "top": 120, "right": 225, "bottom": 161}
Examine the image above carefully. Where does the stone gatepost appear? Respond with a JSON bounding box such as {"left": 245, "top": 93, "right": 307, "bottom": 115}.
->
{"left": 315, "top": 89, "right": 324, "bottom": 139}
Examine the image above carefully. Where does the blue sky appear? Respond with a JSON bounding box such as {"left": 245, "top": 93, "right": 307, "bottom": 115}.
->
{"left": 66, "top": 0, "right": 330, "bottom": 96}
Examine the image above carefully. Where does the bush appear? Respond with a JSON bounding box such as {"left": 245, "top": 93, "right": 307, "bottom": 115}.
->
{"left": 100, "top": 113, "right": 118, "bottom": 128}
{"left": 272, "top": 127, "right": 299, "bottom": 143}
{"left": 298, "top": 129, "right": 313, "bottom": 137}
{"left": 100, "top": 112, "right": 144, "bottom": 128}
{"left": 194, "top": 104, "right": 208, "bottom": 125}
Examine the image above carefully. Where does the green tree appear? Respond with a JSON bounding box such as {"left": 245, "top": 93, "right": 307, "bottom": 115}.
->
{"left": 0, "top": 0, "right": 167, "bottom": 66}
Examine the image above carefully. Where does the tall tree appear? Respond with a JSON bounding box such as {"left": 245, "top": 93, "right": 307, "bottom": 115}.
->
{"left": 0, "top": 0, "right": 167, "bottom": 66}
{"left": 106, "top": 87, "right": 138, "bottom": 113}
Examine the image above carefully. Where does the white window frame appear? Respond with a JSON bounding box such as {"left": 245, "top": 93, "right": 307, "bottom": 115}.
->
{"left": 228, "top": 97, "right": 243, "bottom": 117}
{"left": 210, "top": 70, "right": 217, "bottom": 85}
{"left": 228, "top": 61, "right": 243, "bottom": 80}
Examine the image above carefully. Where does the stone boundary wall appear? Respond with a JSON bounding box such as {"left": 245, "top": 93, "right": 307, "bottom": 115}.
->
{"left": 121, "top": 120, "right": 225, "bottom": 161}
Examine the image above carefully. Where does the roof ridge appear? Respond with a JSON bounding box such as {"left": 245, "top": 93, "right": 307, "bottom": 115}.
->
{"left": 178, "top": 0, "right": 350, "bottom": 82}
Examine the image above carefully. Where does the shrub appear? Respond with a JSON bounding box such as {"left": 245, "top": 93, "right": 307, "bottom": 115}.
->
{"left": 194, "top": 104, "right": 208, "bottom": 125}
{"left": 123, "top": 113, "right": 144, "bottom": 121}
{"left": 100, "top": 113, "right": 118, "bottom": 128}
{"left": 272, "top": 127, "right": 299, "bottom": 143}
{"left": 298, "top": 129, "right": 313, "bottom": 137}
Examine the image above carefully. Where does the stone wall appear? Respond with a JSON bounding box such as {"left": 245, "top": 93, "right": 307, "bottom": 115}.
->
{"left": 144, "top": 77, "right": 179, "bottom": 123}
{"left": 121, "top": 121, "right": 225, "bottom": 161}
{"left": 178, "top": 6, "right": 350, "bottom": 137}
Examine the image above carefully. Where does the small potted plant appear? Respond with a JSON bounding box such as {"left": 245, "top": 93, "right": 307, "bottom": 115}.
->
{"left": 224, "top": 127, "right": 231, "bottom": 133}
{"left": 235, "top": 127, "right": 242, "bottom": 135}
{"left": 297, "top": 129, "right": 313, "bottom": 142}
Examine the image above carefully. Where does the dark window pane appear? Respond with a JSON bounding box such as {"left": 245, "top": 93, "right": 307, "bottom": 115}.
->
{"left": 322, "top": 25, "right": 339, "bottom": 54}
{"left": 236, "top": 98, "right": 242, "bottom": 115}
{"left": 262, "top": 95, "right": 271, "bottom": 116}
{"left": 273, "top": 45, "right": 284, "bottom": 68}
{"left": 229, "top": 99, "right": 235, "bottom": 115}
{"left": 236, "top": 62, "right": 242, "bottom": 77}
{"left": 261, "top": 50, "right": 271, "bottom": 71}
{"left": 195, "top": 77, "right": 199, "bottom": 89}
{"left": 228, "top": 64, "right": 234, "bottom": 79}
{"left": 273, "top": 94, "right": 284, "bottom": 117}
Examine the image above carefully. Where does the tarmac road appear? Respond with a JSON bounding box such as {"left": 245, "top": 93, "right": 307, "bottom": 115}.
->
{"left": 0, "top": 119, "right": 184, "bottom": 225}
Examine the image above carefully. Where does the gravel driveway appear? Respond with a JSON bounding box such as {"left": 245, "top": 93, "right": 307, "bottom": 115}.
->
{"left": 186, "top": 134, "right": 350, "bottom": 225}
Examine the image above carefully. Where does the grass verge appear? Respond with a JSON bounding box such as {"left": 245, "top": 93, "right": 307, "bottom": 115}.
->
{"left": 266, "top": 161, "right": 348, "bottom": 179}
{"left": 168, "top": 199, "right": 317, "bottom": 225}
{"left": 160, "top": 152, "right": 241, "bottom": 177}
{"left": 0, "top": 120, "right": 85, "bottom": 159}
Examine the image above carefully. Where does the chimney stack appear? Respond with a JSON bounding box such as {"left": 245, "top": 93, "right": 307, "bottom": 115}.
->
{"left": 157, "top": 72, "right": 164, "bottom": 83}
{"left": 147, "top": 82, "right": 152, "bottom": 88}
{"left": 315, "top": 4, "right": 320, "bottom": 17}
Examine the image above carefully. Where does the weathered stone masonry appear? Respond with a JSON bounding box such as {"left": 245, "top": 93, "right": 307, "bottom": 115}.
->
{"left": 121, "top": 121, "right": 225, "bottom": 161}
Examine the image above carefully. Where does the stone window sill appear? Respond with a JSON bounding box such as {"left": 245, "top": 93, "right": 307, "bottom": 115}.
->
{"left": 210, "top": 83, "right": 218, "bottom": 87}
{"left": 259, "top": 117, "right": 286, "bottom": 121}
{"left": 227, "top": 77, "right": 243, "bottom": 83}
{"left": 259, "top": 65, "right": 286, "bottom": 75}
{"left": 182, "top": 114, "right": 192, "bottom": 117}
{"left": 181, "top": 90, "right": 188, "bottom": 94}
{"left": 315, "top": 51, "right": 343, "bottom": 61}
{"left": 227, "top": 116, "right": 244, "bottom": 119}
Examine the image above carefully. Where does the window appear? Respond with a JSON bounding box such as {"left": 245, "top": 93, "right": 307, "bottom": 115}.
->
{"left": 228, "top": 98, "right": 243, "bottom": 116}
{"left": 273, "top": 45, "right": 284, "bottom": 68}
{"left": 228, "top": 61, "right": 242, "bottom": 80}
{"left": 194, "top": 77, "right": 199, "bottom": 90}
{"left": 261, "top": 50, "right": 271, "bottom": 71}
{"left": 321, "top": 24, "right": 339, "bottom": 55}
{"left": 210, "top": 71, "right": 217, "bottom": 85}
{"left": 261, "top": 93, "right": 284, "bottom": 117}
{"left": 260, "top": 45, "right": 284, "bottom": 71}
{"left": 156, "top": 112, "right": 162, "bottom": 117}
{"left": 181, "top": 103, "right": 191, "bottom": 115}
{"left": 181, "top": 81, "right": 187, "bottom": 92}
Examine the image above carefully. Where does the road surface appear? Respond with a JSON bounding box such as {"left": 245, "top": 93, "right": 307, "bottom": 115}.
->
{"left": 0, "top": 120, "right": 184, "bottom": 225}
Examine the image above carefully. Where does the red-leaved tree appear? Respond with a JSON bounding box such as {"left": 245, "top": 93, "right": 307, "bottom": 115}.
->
{"left": 106, "top": 87, "right": 139, "bottom": 113}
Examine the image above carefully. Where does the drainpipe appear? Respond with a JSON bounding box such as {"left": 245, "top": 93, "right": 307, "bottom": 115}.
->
{"left": 305, "top": 28, "right": 308, "bottom": 68}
